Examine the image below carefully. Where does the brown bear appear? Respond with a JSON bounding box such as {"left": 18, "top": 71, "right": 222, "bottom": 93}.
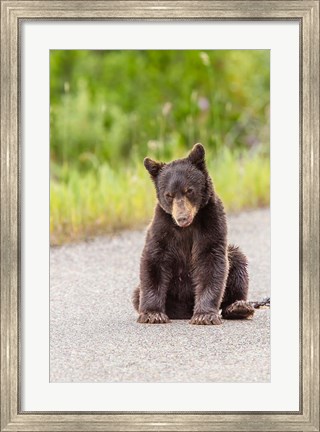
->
{"left": 132, "top": 143, "right": 255, "bottom": 324}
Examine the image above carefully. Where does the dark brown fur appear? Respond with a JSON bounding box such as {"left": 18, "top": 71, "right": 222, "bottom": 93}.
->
{"left": 133, "top": 144, "right": 254, "bottom": 324}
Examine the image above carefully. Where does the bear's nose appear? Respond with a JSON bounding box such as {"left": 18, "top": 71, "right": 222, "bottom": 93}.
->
{"left": 177, "top": 216, "right": 190, "bottom": 227}
{"left": 177, "top": 216, "right": 188, "bottom": 224}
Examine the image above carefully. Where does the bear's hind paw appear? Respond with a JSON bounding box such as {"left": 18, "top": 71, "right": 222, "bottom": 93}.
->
{"left": 137, "top": 312, "right": 170, "bottom": 324}
{"left": 222, "top": 300, "right": 255, "bottom": 320}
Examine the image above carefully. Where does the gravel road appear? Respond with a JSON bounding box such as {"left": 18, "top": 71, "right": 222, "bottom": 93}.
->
{"left": 50, "top": 208, "right": 270, "bottom": 383}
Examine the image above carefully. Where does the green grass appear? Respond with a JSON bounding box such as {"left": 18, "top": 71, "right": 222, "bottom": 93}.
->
{"left": 50, "top": 50, "right": 270, "bottom": 167}
{"left": 50, "top": 149, "right": 269, "bottom": 245}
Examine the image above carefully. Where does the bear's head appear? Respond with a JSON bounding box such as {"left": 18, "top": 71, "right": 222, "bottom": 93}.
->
{"left": 144, "top": 143, "right": 214, "bottom": 228}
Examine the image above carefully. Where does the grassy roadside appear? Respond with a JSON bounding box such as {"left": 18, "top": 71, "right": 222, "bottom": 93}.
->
{"left": 50, "top": 148, "right": 269, "bottom": 245}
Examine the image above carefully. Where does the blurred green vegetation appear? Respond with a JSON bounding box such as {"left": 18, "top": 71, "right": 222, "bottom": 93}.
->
{"left": 50, "top": 50, "right": 270, "bottom": 244}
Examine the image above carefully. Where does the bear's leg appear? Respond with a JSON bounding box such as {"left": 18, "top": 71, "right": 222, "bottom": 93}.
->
{"left": 221, "top": 245, "right": 255, "bottom": 319}
{"left": 136, "top": 256, "right": 171, "bottom": 324}
{"left": 190, "top": 248, "right": 228, "bottom": 325}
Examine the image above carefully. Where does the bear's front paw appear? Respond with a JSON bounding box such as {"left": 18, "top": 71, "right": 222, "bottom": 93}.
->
{"left": 137, "top": 312, "right": 170, "bottom": 324}
{"left": 190, "top": 313, "right": 222, "bottom": 325}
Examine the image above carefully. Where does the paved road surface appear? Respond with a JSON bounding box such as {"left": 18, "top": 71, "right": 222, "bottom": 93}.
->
{"left": 50, "top": 208, "right": 270, "bottom": 383}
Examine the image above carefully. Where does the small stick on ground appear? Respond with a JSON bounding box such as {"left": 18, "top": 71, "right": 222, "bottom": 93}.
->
{"left": 248, "top": 297, "right": 270, "bottom": 309}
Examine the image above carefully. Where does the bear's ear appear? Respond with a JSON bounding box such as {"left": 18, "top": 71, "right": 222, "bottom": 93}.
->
{"left": 188, "top": 143, "right": 206, "bottom": 171}
{"left": 144, "top": 157, "right": 165, "bottom": 178}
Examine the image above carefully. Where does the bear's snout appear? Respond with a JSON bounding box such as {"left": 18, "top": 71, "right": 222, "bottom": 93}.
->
{"left": 176, "top": 215, "right": 192, "bottom": 227}
{"left": 172, "top": 197, "right": 196, "bottom": 228}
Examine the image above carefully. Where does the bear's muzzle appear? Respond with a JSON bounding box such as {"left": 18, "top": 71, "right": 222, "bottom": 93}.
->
{"left": 172, "top": 197, "right": 197, "bottom": 227}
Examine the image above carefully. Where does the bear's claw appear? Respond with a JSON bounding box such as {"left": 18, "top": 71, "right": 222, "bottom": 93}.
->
{"left": 137, "top": 312, "right": 170, "bottom": 324}
{"left": 190, "top": 313, "right": 222, "bottom": 325}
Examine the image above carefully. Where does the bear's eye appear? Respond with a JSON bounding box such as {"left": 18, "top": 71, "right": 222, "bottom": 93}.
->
{"left": 186, "top": 188, "right": 194, "bottom": 195}
{"left": 166, "top": 192, "right": 173, "bottom": 200}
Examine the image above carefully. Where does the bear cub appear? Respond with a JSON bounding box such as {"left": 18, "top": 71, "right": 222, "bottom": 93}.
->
{"left": 132, "top": 143, "right": 255, "bottom": 325}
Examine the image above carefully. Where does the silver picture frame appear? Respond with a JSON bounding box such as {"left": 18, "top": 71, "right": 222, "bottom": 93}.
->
{"left": 1, "top": 1, "right": 319, "bottom": 431}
